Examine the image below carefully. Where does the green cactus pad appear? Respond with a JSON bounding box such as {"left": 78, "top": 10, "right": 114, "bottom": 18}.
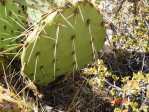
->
{"left": 21, "top": 1, "right": 105, "bottom": 86}
{"left": 0, "top": 0, "right": 27, "bottom": 52}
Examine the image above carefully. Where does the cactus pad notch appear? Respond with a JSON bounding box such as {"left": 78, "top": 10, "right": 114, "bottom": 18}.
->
{"left": 21, "top": 1, "right": 105, "bottom": 86}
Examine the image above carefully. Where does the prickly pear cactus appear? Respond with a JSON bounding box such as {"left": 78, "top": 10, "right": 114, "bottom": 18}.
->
{"left": 0, "top": 0, "right": 27, "bottom": 52}
{"left": 21, "top": 1, "right": 105, "bottom": 86}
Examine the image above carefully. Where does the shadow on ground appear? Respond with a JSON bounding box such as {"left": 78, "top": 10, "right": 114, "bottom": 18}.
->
{"left": 101, "top": 49, "right": 149, "bottom": 76}
{"left": 38, "top": 74, "right": 113, "bottom": 112}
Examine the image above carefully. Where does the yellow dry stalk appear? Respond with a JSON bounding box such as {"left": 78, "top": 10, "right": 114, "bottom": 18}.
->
{"left": 0, "top": 86, "right": 33, "bottom": 112}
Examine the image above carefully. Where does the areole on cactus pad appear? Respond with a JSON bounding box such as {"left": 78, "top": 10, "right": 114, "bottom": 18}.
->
{"left": 21, "top": 1, "right": 105, "bottom": 86}
{"left": 0, "top": 0, "right": 27, "bottom": 52}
